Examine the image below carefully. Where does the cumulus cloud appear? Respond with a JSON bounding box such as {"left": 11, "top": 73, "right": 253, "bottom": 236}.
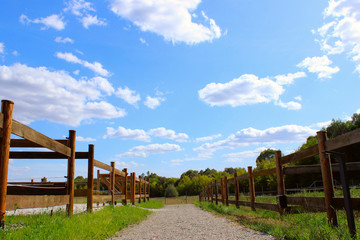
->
{"left": 195, "top": 134, "right": 222, "bottom": 142}
{"left": 0, "top": 63, "right": 125, "bottom": 126}
{"left": 139, "top": 38, "right": 148, "bottom": 46}
{"left": 275, "top": 72, "right": 306, "bottom": 85}
{"left": 315, "top": 0, "right": 360, "bottom": 72}
{"left": 116, "top": 161, "right": 139, "bottom": 169}
{"left": 104, "top": 126, "right": 150, "bottom": 142}
{"left": 55, "top": 36, "right": 74, "bottom": 44}
{"left": 20, "top": 14, "right": 66, "bottom": 30}
{"left": 115, "top": 86, "right": 141, "bottom": 106}
{"left": 81, "top": 14, "right": 106, "bottom": 28}
{"left": 148, "top": 127, "right": 189, "bottom": 142}
{"left": 109, "top": 0, "right": 222, "bottom": 44}
{"left": 116, "top": 143, "right": 182, "bottom": 158}
{"left": 103, "top": 126, "right": 188, "bottom": 142}
{"left": 297, "top": 55, "right": 339, "bottom": 79}
{"left": 144, "top": 96, "right": 165, "bottom": 109}
{"left": 194, "top": 125, "right": 316, "bottom": 154}
{"left": 77, "top": 136, "right": 96, "bottom": 142}
{"left": 56, "top": 52, "right": 110, "bottom": 77}
{"left": 224, "top": 147, "right": 267, "bottom": 162}
{"left": 275, "top": 100, "right": 302, "bottom": 110}
{"left": 198, "top": 73, "right": 302, "bottom": 110}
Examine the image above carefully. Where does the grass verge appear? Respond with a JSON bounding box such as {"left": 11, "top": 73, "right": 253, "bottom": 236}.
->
{"left": 137, "top": 200, "right": 164, "bottom": 209}
{"left": 0, "top": 205, "right": 151, "bottom": 240}
{"left": 151, "top": 195, "right": 198, "bottom": 204}
{"left": 196, "top": 201, "right": 359, "bottom": 240}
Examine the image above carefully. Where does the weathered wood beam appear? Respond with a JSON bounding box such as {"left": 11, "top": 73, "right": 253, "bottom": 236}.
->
{"left": 10, "top": 139, "right": 68, "bottom": 148}
{"left": 252, "top": 168, "right": 276, "bottom": 177}
{"left": 283, "top": 162, "right": 360, "bottom": 175}
{"left": 9, "top": 151, "right": 88, "bottom": 159}
{"left": 6, "top": 195, "right": 70, "bottom": 210}
{"left": 281, "top": 145, "right": 319, "bottom": 165}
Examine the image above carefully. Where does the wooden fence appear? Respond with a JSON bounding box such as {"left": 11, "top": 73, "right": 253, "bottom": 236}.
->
{"left": 0, "top": 100, "right": 149, "bottom": 226}
{"left": 200, "top": 128, "right": 360, "bottom": 227}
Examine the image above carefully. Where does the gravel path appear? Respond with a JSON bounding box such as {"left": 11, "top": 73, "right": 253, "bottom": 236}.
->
{"left": 114, "top": 204, "right": 276, "bottom": 240}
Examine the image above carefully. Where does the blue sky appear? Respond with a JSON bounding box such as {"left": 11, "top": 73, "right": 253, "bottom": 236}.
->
{"left": 1, "top": 0, "right": 360, "bottom": 180}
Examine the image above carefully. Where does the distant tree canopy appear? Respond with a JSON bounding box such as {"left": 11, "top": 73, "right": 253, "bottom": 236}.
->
{"left": 256, "top": 149, "right": 276, "bottom": 167}
{"left": 325, "top": 113, "right": 360, "bottom": 139}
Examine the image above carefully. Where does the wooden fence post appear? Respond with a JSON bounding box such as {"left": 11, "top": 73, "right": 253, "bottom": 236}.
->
{"left": 317, "top": 131, "right": 338, "bottom": 226}
{"left": 224, "top": 176, "right": 229, "bottom": 206}
{"left": 138, "top": 176, "right": 142, "bottom": 203}
{"left": 211, "top": 182, "right": 214, "bottom": 203}
{"left": 147, "top": 178, "right": 150, "bottom": 200}
{"left": 87, "top": 144, "right": 94, "bottom": 212}
{"left": 110, "top": 162, "right": 115, "bottom": 206}
{"left": 143, "top": 179, "right": 146, "bottom": 202}
{"left": 67, "top": 130, "right": 76, "bottom": 216}
{"left": 275, "top": 150, "right": 285, "bottom": 214}
{"left": 96, "top": 170, "right": 100, "bottom": 207}
{"left": 234, "top": 172, "right": 239, "bottom": 208}
{"left": 122, "top": 168, "right": 127, "bottom": 205}
{"left": 207, "top": 185, "right": 210, "bottom": 201}
{"left": 0, "top": 100, "right": 14, "bottom": 227}
{"left": 215, "top": 180, "right": 218, "bottom": 205}
{"left": 248, "top": 166, "right": 255, "bottom": 211}
{"left": 131, "top": 172, "right": 135, "bottom": 205}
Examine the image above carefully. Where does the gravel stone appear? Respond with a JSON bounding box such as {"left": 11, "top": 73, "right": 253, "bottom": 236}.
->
{"left": 114, "top": 204, "right": 276, "bottom": 240}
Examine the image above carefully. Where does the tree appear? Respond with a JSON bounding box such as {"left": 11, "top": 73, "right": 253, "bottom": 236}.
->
{"left": 165, "top": 184, "right": 178, "bottom": 197}
{"left": 180, "top": 170, "right": 198, "bottom": 180}
{"left": 41, "top": 177, "right": 47, "bottom": 183}
{"left": 256, "top": 149, "right": 276, "bottom": 167}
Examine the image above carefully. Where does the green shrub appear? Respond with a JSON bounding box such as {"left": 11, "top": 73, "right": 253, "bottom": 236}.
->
{"left": 165, "top": 184, "right": 178, "bottom": 197}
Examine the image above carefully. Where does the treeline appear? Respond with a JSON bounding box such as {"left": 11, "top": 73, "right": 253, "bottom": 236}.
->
{"left": 147, "top": 113, "right": 360, "bottom": 197}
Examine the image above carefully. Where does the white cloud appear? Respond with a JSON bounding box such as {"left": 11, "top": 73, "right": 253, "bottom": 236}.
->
{"left": 115, "top": 86, "right": 141, "bottom": 106}
{"left": 64, "top": 0, "right": 95, "bottom": 16}
{"left": 139, "top": 38, "right": 148, "bottom": 46}
{"left": 315, "top": 0, "right": 360, "bottom": 72}
{"left": 116, "top": 161, "right": 139, "bottom": 169}
{"left": 198, "top": 73, "right": 301, "bottom": 110}
{"left": 104, "top": 126, "right": 150, "bottom": 142}
{"left": 77, "top": 136, "right": 96, "bottom": 142}
{"left": 0, "top": 42, "right": 4, "bottom": 54}
{"left": 55, "top": 36, "right": 74, "bottom": 44}
{"left": 144, "top": 96, "right": 165, "bottom": 109}
{"left": 12, "top": 51, "right": 19, "bottom": 56}
{"left": 110, "top": 0, "right": 222, "bottom": 44}
{"left": 20, "top": 14, "right": 66, "bottom": 30}
{"left": 275, "top": 100, "right": 302, "bottom": 110}
{"left": 81, "top": 14, "right": 106, "bottom": 29}
{"left": 224, "top": 147, "right": 267, "bottom": 162}
{"left": 194, "top": 125, "right": 316, "bottom": 154}
{"left": 56, "top": 52, "right": 110, "bottom": 77}
{"left": 148, "top": 127, "right": 189, "bottom": 142}
{"left": 275, "top": 72, "right": 306, "bottom": 85}
{"left": 294, "top": 95, "right": 302, "bottom": 101}
{"left": 116, "top": 143, "right": 182, "bottom": 158}
{"left": 0, "top": 63, "right": 126, "bottom": 126}
{"left": 297, "top": 55, "right": 339, "bottom": 79}
{"left": 195, "top": 134, "right": 222, "bottom": 142}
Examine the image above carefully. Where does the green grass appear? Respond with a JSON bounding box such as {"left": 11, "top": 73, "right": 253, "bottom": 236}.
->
{"left": 0, "top": 205, "right": 151, "bottom": 240}
{"left": 137, "top": 200, "right": 164, "bottom": 209}
{"left": 196, "top": 201, "right": 359, "bottom": 240}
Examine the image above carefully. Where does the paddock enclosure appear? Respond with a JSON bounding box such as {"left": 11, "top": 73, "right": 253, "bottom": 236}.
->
{"left": 0, "top": 100, "right": 149, "bottom": 226}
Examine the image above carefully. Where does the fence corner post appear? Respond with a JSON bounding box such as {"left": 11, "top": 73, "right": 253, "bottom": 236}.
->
{"left": 224, "top": 176, "right": 229, "bottom": 206}
{"left": 122, "top": 168, "right": 127, "bottom": 205}
{"left": 0, "top": 100, "right": 14, "bottom": 227}
{"left": 215, "top": 179, "right": 218, "bottom": 205}
{"left": 248, "top": 166, "right": 255, "bottom": 211}
{"left": 275, "top": 150, "right": 285, "bottom": 215}
{"left": 110, "top": 161, "right": 115, "bottom": 206}
{"left": 67, "top": 130, "right": 76, "bottom": 217}
{"left": 317, "top": 131, "right": 338, "bottom": 226}
{"left": 138, "top": 176, "right": 142, "bottom": 204}
{"left": 87, "top": 144, "right": 94, "bottom": 212}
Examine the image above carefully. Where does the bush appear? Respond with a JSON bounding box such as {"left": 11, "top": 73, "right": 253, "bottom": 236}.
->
{"left": 165, "top": 184, "right": 178, "bottom": 197}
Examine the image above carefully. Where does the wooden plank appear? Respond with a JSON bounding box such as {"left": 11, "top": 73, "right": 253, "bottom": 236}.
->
{"left": 93, "top": 195, "right": 112, "bottom": 202}
{"left": 7, "top": 185, "right": 67, "bottom": 195}
{"left": 283, "top": 162, "right": 360, "bottom": 175}
{"left": 236, "top": 174, "right": 248, "bottom": 181}
{"left": 99, "top": 176, "right": 111, "bottom": 189}
{"left": 252, "top": 168, "right": 276, "bottom": 178}
{"left": 94, "top": 160, "right": 112, "bottom": 171}
{"left": 287, "top": 196, "right": 326, "bottom": 210}
{"left": 281, "top": 145, "right": 319, "bottom": 165}
{"left": 325, "top": 128, "right": 360, "bottom": 151}
{"left": 9, "top": 151, "right": 88, "bottom": 159}
{"left": 74, "top": 189, "right": 88, "bottom": 197}
{"left": 10, "top": 139, "right": 68, "bottom": 148}
{"left": 6, "top": 195, "right": 70, "bottom": 210}
{"left": 333, "top": 197, "right": 360, "bottom": 211}
{"left": 10, "top": 119, "right": 71, "bottom": 157}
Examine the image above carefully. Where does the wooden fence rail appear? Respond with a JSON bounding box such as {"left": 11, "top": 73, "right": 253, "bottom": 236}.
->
{"left": 0, "top": 100, "right": 150, "bottom": 227}
{"left": 200, "top": 128, "right": 360, "bottom": 230}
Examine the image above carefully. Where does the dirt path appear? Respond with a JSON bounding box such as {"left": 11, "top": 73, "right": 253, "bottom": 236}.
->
{"left": 114, "top": 204, "right": 276, "bottom": 240}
